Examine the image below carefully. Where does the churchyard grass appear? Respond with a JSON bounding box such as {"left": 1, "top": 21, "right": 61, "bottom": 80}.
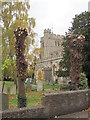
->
{"left": 9, "top": 88, "right": 60, "bottom": 109}
{"left": 0, "top": 81, "right": 14, "bottom": 86}
{"left": 5, "top": 81, "right": 15, "bottom": 93}
{"left": 9, "top": 91, "right": 44, "bottom": 109}
{"left": 43, "top": 83, "right": 60, "bottom": 90}
{"left": 0, "top": 81, "right": 60, "bottom": 109}
{"left": 0, "top": 81, "right": 14, "bottom": 93}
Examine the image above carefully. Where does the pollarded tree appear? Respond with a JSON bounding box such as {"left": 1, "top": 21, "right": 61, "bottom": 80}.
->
{"left": 66, "top": 34, "right": 85, "bottom": 89}
{"left": 14, "top": 26, "right": 28, "bottom": 108}
{"left": 69, "top": 11, "right": 90, "bottom": 88}
{"left": 58, "top": 12, "right": 90, "bottom": 88}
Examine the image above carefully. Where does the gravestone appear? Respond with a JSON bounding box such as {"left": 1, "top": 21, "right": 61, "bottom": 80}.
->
{"left": 0, "top": 93, "right": 8, "bottom": 110}
{"left": 45, "top": 88, "right": 52, "bottom": 93}
{"left": 37, "top": 80, "right": 43, "bottom": 91}
{"left": 0, "top": 84, "right": 2, "bottom": 93}
{"left": 10, "top": 84, "right": 16, "bottom": 94}
{"left": 58, "top": 77, "right": 63, "bottom": 85}
{"left": 3, "top": 85, "right": 7, "bottom": 94}
{"left": 31, "top": 85, "right": 37, "bottom": 91}
{"left": 26, "top": 80, "right": 31, "bottom": 92}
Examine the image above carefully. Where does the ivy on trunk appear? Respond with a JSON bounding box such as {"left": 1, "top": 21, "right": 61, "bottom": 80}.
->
{"left": 66, "top": 34, "right": 85, "bottom": 89}
{"left": 14, "top": 26, "right": 28, "bottom": 108}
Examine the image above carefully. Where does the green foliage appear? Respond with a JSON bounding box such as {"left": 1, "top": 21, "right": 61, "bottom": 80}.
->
{"left": 27, "top": 95, "right": 41, "bottom": 107}
{"left": 2, "top": 59, "right": 11, "bottom": 70}
{"left": 2, "top": 59, "right": 16, "bottom": 79}
{"left": 0, "top": 81, "right": 15, "bottom": 94}
{"left": 56, "top": 71, "right": 69, "bottom": 77}
{"left": 57, "top": 40, "right": 70, "bottom": 77}
{"left": 43, "top": 83, "right": 60, "bottom": 90}
{"left": 8, "top": 83, "right": 60, "bottom": 109}
{"left": 59, "top": 11, "right": 90, "bottom": 87}
{"left": 68, "top": 73, "right": 88, "bottom": 90}
{"left": 69, "top": 11, "right": 90, "bottom": 85}
{"left": 1, "top": 1, "right": 36, "bottom": 80}
{"left": 78, "top": 73, "right": 88, "bottom": 90}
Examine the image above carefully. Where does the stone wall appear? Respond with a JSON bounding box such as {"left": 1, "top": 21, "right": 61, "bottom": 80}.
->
{"left": 42, "top": 89, "right": 90, "bottom": 117}
{"left": 2, "top": 89, "right": 90, "bottom": 118}
{"left": 35, "top": 57, "right": 61, "bottom": 83}
{"left": 2, "top": 106, "right": 46, "bottom": 118}
{"left": 41, "top": 28, "right": 64, "bottom": 59}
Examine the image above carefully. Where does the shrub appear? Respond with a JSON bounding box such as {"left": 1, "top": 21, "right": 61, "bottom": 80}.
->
{"left": 78, "top": 73, "right": 88, "bottom": 90}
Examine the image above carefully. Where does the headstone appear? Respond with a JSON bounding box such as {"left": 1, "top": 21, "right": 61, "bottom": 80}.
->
{"left": 58, "top": 77, "right": 63, "bottom": 85}
{"left": 10, "top": 84, "right": 16, "bottom": 94}
{"left": 45, "top": 88, "right": 51, "bottom": 93}
{"left": 63, "top": 77, "right": 68, "bottom": 84}
{"left": 0, "top": 93, "right": 8, "bottom": 110}
{"left": 3, "top": 85, "right": 7, "bottom": 94}
{"left": 0, "top": 84, "right": 2, "bottom": 93}
{"left": 26, "top": 80, "right": 31, "bottom": 92}
{"left": 37, "top": 80, "right": 43, "bottom": 91}
{"left": 31, "top": 85, "right": 37, "bottom": 91}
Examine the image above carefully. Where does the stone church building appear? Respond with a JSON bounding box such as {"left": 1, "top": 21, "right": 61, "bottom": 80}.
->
{"left": 35, "top": 28, "right": 64, "bottom": 84}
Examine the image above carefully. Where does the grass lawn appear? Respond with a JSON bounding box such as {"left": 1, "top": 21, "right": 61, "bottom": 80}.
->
{"left": 0, "top": 81, "right": 14, "bottom": 86}
{"left": 0, "top": 81, "right": 15, "bottom": 93}
{"left": 43, "top": 83, "right": 60, "bottom": 90}
{"left": 0, "top": 81, "right": 60, "bottom": 109}
{"left": 8, "top": 91, "right": 45, "bottom": 109}
{"left": 8, "top": 83, "right": 60, "bottom": 109}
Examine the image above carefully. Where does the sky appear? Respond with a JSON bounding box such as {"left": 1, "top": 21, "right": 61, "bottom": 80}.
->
{"left": 29, "top": 0, "right": 89, "bottom": 43}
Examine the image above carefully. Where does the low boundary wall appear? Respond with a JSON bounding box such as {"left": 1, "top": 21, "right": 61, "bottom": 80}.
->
{"left": 2, "top": 89, "right": 90, "bottom": 118}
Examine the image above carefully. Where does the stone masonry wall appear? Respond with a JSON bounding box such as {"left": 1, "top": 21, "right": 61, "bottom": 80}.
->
{"left": 35, "top": 29, "right": 64, "bottom": 83}
{"left": 41, "top": 28, "right": 64, "bottom": 59}
{"left": 42, "top": 89, "right": 90, "bottom": 117}
{"left": 2, "top": 89, "right": 90, "bottom": 118}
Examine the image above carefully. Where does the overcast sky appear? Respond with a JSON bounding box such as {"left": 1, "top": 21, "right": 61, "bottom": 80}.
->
{"left": 29, "top": 0, "right": 89, "bottom": 42}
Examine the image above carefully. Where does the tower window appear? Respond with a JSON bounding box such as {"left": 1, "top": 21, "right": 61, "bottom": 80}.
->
{"left": 58, "top": 42, "right": 59, "bottom": 46}
{"left": 42, "top": 42, "right": 44, "bottom": 48}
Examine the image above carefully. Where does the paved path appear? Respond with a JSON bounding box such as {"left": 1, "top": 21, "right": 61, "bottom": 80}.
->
{"left": 59, "top": 111, "right": 90, "bottom": 119}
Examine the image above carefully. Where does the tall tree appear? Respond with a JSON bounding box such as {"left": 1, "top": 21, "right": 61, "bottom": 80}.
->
{"left": 14, "top": 26, "right": 28, "bottom": 108}
{"left": 57, "top": 11, "right": 90, "bottom": 88}
{"left": 0, "top": 1, "right": 35, "bottom": 80}
{"left": 69, "top": 11, "right": 90, "bottom": 88}
{"left": 57, "top": 38, "right": 70, "bottom": 77}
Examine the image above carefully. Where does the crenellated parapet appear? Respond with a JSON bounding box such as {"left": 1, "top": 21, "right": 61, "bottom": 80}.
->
{"left": 44, "top": 28, "right": 51, "bottom": 34}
